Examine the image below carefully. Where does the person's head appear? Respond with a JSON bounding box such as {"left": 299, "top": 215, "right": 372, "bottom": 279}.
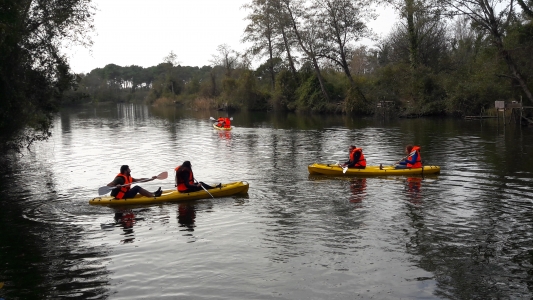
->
{"left": 120, "top": 165, "right": 130, "bottom": 175}
{"left": 349, "top": 145, "right": 356, "bottom": 152}
{"left": 182, "top": 161, "right": 192, "bottom": 169}
{"left": 405, "top": 145, "right": 413, "bottom": 153}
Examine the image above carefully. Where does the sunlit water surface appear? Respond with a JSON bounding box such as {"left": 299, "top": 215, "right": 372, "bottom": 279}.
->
{"left": 1, "top": 104, "right": 533, "bottom": 299}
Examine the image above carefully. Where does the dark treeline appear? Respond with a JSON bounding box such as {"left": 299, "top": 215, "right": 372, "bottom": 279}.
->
{"left": 70, "top": 0, "right": 533, "bottom": 119}
{"left": 0, "top": 0, "right": 94, "bottom": 151}
{"left": 2, "top": 0, "right": 532, "bottom": 151}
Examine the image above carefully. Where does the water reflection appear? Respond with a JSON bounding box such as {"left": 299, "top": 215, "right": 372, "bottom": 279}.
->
{"left": 405, "top": 177, "right": 423, "bottom": 204}
{"left": 349, "top": 177, "right": 367, "bottom": 205}
{"left": 3, "top": 105, "right": 533, "bottom": 299}
{"left": 114, "top": 210, "right": 136, "bottom": 244}
{"left": 216, "top": 130, "right": 232, "bottom": 140}
{"left": 177, "top": 204, "right": 196, "bottom": 231}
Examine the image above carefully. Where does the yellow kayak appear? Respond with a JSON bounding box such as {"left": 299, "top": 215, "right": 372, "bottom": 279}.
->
{"left": 89, "top": 181, "right": 249, "bottom": 206}
{"left": 213, "top": 123, "right": 232, "bottom": 131}
{"left": 308, "top": 163, "right": 440, "bottom": 176}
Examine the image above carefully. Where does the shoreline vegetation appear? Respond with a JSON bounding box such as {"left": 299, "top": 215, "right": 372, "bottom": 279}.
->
{"left": 2, "top": 0, "right": 532, "bottom": 152}
{"left": 66, "top": 0, "right": 533, "bottom": 119}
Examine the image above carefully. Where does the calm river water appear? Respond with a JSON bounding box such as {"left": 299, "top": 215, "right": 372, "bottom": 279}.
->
{"left": 1, "top": 104, "right": 533, "bottom": 299}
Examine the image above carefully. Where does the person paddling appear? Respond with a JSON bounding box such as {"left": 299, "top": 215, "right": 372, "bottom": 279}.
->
{"left": 223, "top": 117, "right": 231, "bottom": 128}
{"left": 107, "top": 165, "right": 162, "bottom": 199}
{"left": 216, "top": 117, "right": 225, "bottom": 128}
{"left": 341, "top": 145, "right": 366, "bottom": 169}
{"left": 395, "top": 145, "right": 422, "bottom": 169}
{"left": 175, "top": 161, "right": 221, "bottom": 193}
{"left": 216, "top": 117, "right": 231, "bottom": 129}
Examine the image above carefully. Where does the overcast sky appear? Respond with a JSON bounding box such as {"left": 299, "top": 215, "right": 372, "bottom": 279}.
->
{"left": 65, "top": 0, "right": 397, "bottom": 74}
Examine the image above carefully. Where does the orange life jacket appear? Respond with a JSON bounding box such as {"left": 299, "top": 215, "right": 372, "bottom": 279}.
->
{"left": 224, "top": 117, "right": 231, "bottom": 128}
{"left": 113, "top": 173, "right": 132, "bottom": 199}
{"left": 175, "top": 165, "right": 195, "bottom": 192}
{"left": 349, "top": 148, "right": 366, "bottom": 167}
{"left": 217, "top": 117, "right": 225, "bottom": 127}
{"left": 407, "top": 146, "right": 422, "bottom": 168}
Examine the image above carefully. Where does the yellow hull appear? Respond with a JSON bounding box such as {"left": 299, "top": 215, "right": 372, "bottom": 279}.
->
{"left": 213, "top": 123, "right": 232, "bottom": 131}
{"left": 308, "top": 163, "right": 440, "bottom": 176}
{"left": 89, "top": 181, "right": 249, "bottom": 206}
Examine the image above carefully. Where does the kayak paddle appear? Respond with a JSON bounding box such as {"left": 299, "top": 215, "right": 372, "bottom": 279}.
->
{"left": 194, "top": 179, "right": 214, "bottom": 198}
{"left": 210, "top": 117, "right": 233, "bottom": 121}
{"left": 97, "top": 171, "right": 168, "bottom": 195}
{"left": 200, "top": 184, "right": 214, "bottom": 198}
{"left": 335, "top": 161, "right": 349, "bottom": 174}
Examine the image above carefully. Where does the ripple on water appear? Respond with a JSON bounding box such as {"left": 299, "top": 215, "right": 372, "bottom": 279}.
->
{"left": 2, "top": 108, "right": 533, "bottom": 299}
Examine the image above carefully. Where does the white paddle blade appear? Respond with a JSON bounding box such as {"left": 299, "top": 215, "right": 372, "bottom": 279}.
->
{"left": 230, "top": 117, "right": 233, "bottom": 120}
{"left": 210, "top": 117, "right": 216, "bottom": 120}
{"left": 342, "top": 167, "right": 348, "bottom": 174}
{"left": 98, "top": 186, "right": 112, "bottom": 195}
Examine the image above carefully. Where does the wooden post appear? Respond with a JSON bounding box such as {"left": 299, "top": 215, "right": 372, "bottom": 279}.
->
{"left": 518, "top": 95, "right": 524, "bottom": 127}
{"left": 495, "top": 101, "right": 505, "bottom": 126}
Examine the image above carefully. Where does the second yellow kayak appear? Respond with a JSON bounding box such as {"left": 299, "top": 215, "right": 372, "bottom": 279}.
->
{"left": 308, "top": 163, "right": 440, "bottom": 176}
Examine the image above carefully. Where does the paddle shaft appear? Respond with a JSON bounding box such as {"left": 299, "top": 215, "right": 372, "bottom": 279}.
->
{"left": 395, "top": 154, "right": 410, "bottom": 164}
{"left": 195, "top": 179, "right": 214, "bottom": 198}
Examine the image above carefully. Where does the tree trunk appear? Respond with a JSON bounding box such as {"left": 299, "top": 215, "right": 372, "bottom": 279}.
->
{"left": 281, "top": 26, "right": 298, "bottom": 78}
{"left": 406, "top": 0, "right": 419, "bottom": 69}
{"left": 486, "top": 8, "right": 533, "bottom": 104}
{"left": 517, "top": 0, "right": 533, "bottom": 18}
{"left": 310, "top": 54, "right": 330, "bottom": 103}
{"left": 267, "top": 25, "right": 276, "bottom": 90}
{"left": 284, "top": 2, "right": 330, "bottom": 102}
{"left": 333, "top": 29, "right": 367, "bottom": 103}
{"left": 494, "top": 37, "right": 533, "bottom": 104}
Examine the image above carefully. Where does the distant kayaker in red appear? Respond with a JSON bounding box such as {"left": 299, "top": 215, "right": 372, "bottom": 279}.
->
{"left": 341, "top": 145, "right": 366, "bottom": 169}
{"left": 107, "top": 165, "right": 162, "bottom": 199}
{"left": 395, "top": 145, "right": 422, "bottom": 169}
{"left": 175, "top": 161, "right": 221, "bottom": 193}
{"left": 223, "top": 117, "right": 231, "bottom": 128}
{"left": 216, "top": 117, "right": 231, "bottom": 128}
{"left": 216, "top": 117, "right": 225, "bottom": 128}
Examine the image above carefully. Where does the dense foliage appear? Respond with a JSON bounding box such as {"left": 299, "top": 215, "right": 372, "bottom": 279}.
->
{"left": 0, "top": 0, "right": 94, "bottom": 151}
{"left": 73, "top": 0, "right": 532, "bottom": 119}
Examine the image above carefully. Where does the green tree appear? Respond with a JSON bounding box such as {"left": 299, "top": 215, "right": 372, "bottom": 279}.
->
{"left": 441, "top": 0, "right": 533, "bottom": 104}
{"left": 314, "top": 0, "right": 372, "bottom": 103}
{"left": 282, "top": 0, "right": 331, "bottom": 102}
{"left": 243, "top": 0, "right": 280, "bottom": 89}
{"left": 0, "top": 0, "right": 94, "bottom": 151}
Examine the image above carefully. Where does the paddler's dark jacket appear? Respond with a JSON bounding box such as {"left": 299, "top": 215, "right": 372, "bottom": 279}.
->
{"left": 176, "top": 167, "right": 196, "bottom": 190}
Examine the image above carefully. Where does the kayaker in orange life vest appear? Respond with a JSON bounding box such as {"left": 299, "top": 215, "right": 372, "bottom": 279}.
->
{"left": 395, "top": 145, "right": 422, "bottom": 169}
{"left": 175, "top": 161, "right": 221, "bottom": 193}
{"left": 107, "top": 165, "right": 162, "bottom": 199}
{"left": 216, "top": 117, "right": 225, "bottom": 127}
{"left": 341, "top": 145, "right": 366, "bottom": 169}
{"left": 216, "top": 117, "right": 231, "bottom": 128}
